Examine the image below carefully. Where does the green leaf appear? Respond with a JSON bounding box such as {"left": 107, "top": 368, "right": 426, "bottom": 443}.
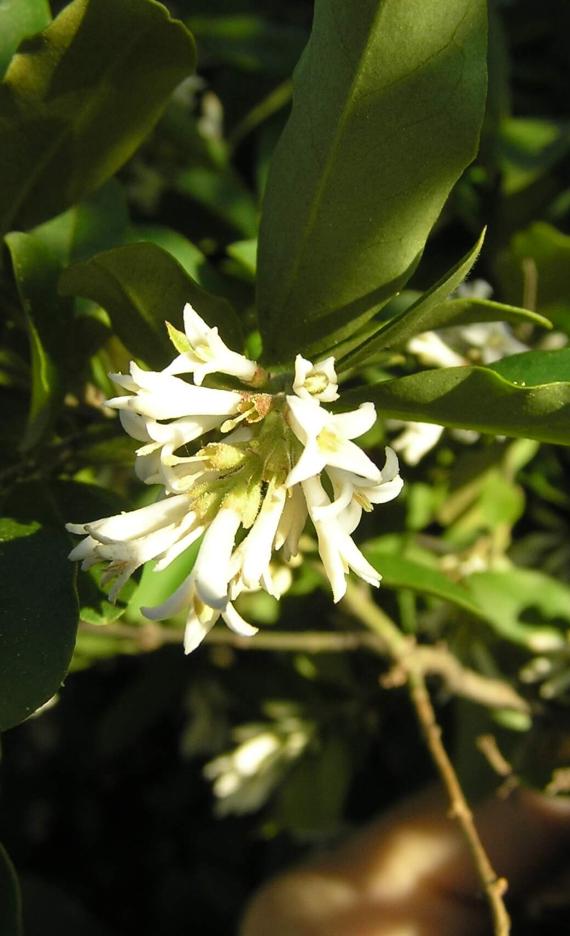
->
{"left": 341, "top": 231, "right": 551, "bottom": 367}
{"left": 0, "top": 0, "right": 50, "bottom": 79}
{"left": 0, "top": 518, "right": 78, "bottom": 731}
{"left": 465, "top": 568, "right": 570, "bottom": 651}
{"left": 256, "top": 0, "right": 488, "bottom": 364}
{"left": 59, "top": 243, "right": 242, "bottom": 369}
{"left": 362, "top": 548, "right": 488, "bottom": 620}
{"left": 495, "top": 222, "right": 570, "bottom": 333}
{"left": 0, "top": 0, "right": 196, "bottom": 234}
{"left": 0, "top": 843, "right": 22, "bottom": 936}
{"left": 489, "top": 348, "right": 570, "bottom": 386}
{"left": 5, "top": 231, "right": 69, "bottom": 450}
{"left": 344, "top": 365, "right": 570, "bottom": 446}
{"left": 130, "top": 224, "right": 227, "bottom": 295}
{"left": 34, "top": 178, "right": 130, "bottom": 267}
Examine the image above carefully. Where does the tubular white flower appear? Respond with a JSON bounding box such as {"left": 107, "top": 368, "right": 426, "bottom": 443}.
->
{"left": 234, "top": 482, "right": 287, "bottom": 590}
{"left": 285, "top": 395, "right": 380, "bottom": 487}
{"left": 193, "top": 504, "right": 242, "bottom": 610}
{"left": 108, "top": 362, "right": 242, "bottom": 420}
{"left": 302, "top": 475, "right": 381, "bottom": 603}
{"left": 293, "top": 354, "right": 339, "bottom": 403}
{"left": 274, "top": 484, "right": 308, "bottom": 561}
{"left": 164, "top": 302, "right": 261, "bottom": 386}
{"left": 312, "top": 447, "right": 403, "bottom": 525}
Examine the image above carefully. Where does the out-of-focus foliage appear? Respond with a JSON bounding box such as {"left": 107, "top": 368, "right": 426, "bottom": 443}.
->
{"left": 0, "top": 1, "right": 569, "bottom": 934}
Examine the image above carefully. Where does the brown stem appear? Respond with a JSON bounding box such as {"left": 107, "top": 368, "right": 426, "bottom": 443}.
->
{"left": 408, "top": 670, "right": 511, "bottom": 936}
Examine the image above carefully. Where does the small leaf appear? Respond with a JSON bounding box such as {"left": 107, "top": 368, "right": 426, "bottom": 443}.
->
{"left": 0, "top": 0, "right": 196, "bottom": 233}
{"left": 344, "top": 366, "right": 570, "bottom": 446}
{"left": 341, "top": 231, "right": 486, "bottom": 366}
{"left": 257, "top": 0, "right": 488, "bottom": 363}
{"left": 59, "top": 243, "right": 242, "bottom": 369}
{"left": 0, "top": 843, "right": 22, "bottom": 936}
{"left": 0, "top": 519, "right": 78, "bottom": 731}
{"left": 362, "top": 548, "right": 488, "bottom": 621}
{"left": 341, "top": 234, "right": 552, "bottom": 368}
{"left": 0, "top": 0, "right": 50, "bottom": 78}
{"left": 165, "top": 321, "right": 192, "bottom": 356}
{"left": 465, "top": 568, "right": 570, "bottom": 651}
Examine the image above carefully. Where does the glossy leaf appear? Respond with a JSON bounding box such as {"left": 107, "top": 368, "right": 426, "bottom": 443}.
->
{"left": 0, "top": 0, "right": 196, "bottom": 233}
{"left": 60, "top": 242, "right": 242, "bottom": 369}
{"left": 344, "top": 365, "right": 570, "bottom": 446}
{"left": 0, "top": 0, "right": 50, "bottom": 78}
{"left": 0, "top": 843, "right": 22, "bottom": 936}
{"left": 5, "top": 231, "right": 69, "bottom": 450}
{"left": 0, "top": 519, "right": 78, "bottom": 731}
{"left": 341, "top": 232, "right": 551, "bottom": 367}
{"left": 362, "top": 548, "right": 488, "bottom": 620}
{"left": 257, "top": 0, "right": 488, "bottom": 363}
{"left": 489, "top": 348, "right": 570, "bottom": 386}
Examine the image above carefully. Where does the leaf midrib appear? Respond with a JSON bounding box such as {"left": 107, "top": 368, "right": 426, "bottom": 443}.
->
{"left": 272, "top": 0, "right": 388, "bottom": 320}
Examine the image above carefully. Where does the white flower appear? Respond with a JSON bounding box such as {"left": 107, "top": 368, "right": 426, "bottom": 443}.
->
{"left": 203, "top": 719, "right": 311, "bottom": 816}
{"left": 68, "top": 304, "right": 405, "bottom": 653}
{"left": 455, "top": 278, "right": 493, "bottom": 301}
{"left": 67, "top": 494, "right": 205, "bottom": 602}
{"left": 107, "top": 362, "right": 242, "bottom": 420}
{"left": 164, "top": 302, "right": 262, "bottom": 386}
{"left": 293, "top": 354, "right": 339, "bottom": 402}
{"left": 391, "top": 421, "right": 445, "bottom": 466}
{"left": 285, "top": 395, "right": 380, "bottom": 488}
{"left": 302, "top": 475, "right": 381, "bottom": 602}
{"left": 312, "top": 447, "right": 404, "bottom": 528}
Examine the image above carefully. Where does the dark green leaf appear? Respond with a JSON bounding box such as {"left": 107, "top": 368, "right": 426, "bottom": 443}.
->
{"left": 5, "top": 231, "right": 69, "bottom": 450}
{"left": 0, "top": 518, "right": 78, "bottom": 731}
{"left": 362, "top": 548, "right": 488, "bottom": 620}
{"left": 59, "top": 243, "right": 242, "bottom": 369}
{"left": 0, "top": 843, "right": 22, "bottom": 936}
{"left": 257, "top": 0, "right": 488, "bottom": 363}
{"left": 344, "top": 366, "right": 570, "bottom": 446}
{"left": 34, "top": 179, "right": 130, "bottom": 267}
{"left": 187, "top": 14, "right": 306, "bottom": 77}
{"left": 489, "top": 348, "right": 570, "bottom": 387}
{"left": 0, "top": 0, "right": 50, "bottom": 79}
{"left": 0, "top": 0, "right": 196, "bottom": 233}
{"left": 130, "top": 224, "right": 227, "bottom": 296}
{"left": 341, "top": 232, "right": 551, "bottom": 367}
{"left": 175, "top": 167, "right": 258, "bottom": 239}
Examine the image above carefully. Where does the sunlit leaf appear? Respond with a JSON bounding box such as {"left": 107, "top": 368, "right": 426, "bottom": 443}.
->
{"left": 60, "top": 242, "right": 242, "bottom": 369}
{"left": 257, "top": 0, "right": 488, "bottom": 363}
{"left": 0, "top": 0, "right": 195, "bottom": 233}
{"left": 0, "top": 0, "right": 50, "bottom": 78}
{"left": 345, "top": 365, "right": 570, "bottom": 446}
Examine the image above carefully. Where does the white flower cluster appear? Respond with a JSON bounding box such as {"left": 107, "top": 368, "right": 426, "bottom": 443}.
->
{"left": 67, "top": 304, "right": 403, "bottom": 653}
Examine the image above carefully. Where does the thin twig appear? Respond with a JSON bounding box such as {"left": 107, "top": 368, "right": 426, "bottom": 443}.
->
{"left": 408, "top": 670, "right": 511, "bottom": 936}
{"left": 341, "top": 582, "right": 512, "bottom": 936}
{"left": 78, "top": 616, "right": 529, "bottom": 714}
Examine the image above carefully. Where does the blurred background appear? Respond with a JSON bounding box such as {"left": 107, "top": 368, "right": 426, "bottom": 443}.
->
{"left": 1, "top": 0, "right": 570, "bottom": 933}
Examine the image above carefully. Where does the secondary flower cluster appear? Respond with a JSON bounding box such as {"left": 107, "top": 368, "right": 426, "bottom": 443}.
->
{"left": 67, "top": 304, "right": 403, "bottom": 652}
